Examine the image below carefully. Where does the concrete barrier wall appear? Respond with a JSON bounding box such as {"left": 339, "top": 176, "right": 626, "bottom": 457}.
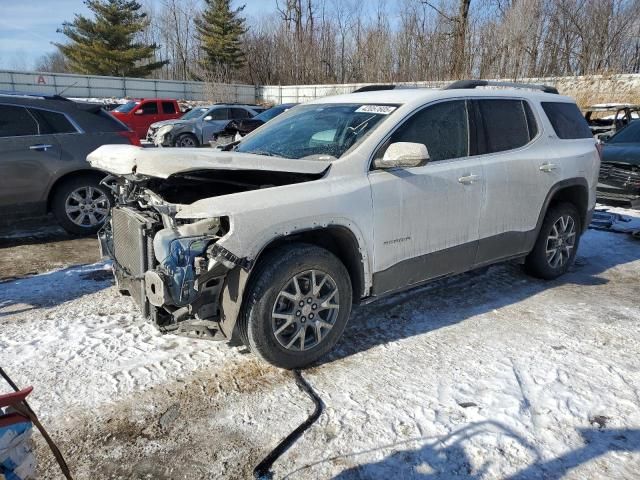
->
{"left": 2, "top": 69, "right": 639, "bottom": 106}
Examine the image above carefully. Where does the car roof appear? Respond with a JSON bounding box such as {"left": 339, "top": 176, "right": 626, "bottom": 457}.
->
{"left": 308, "top": 87, "right": 575, "bottom": 107}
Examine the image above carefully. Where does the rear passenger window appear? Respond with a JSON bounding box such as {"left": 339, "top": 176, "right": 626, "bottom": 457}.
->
{"left": 541, "top": 102, "right": 592, "bottom": 139}
{"left": 140, "top": 102, "right": 158, "bottom": 115}
{"left": 383, "top": 100, "right": 469, "bottom": 162}
{"left": 162, "top": 101, "right": 176, "bottom": 114}
{"left": 0, "top": 105, "right": 39, "bottom": 137}
{"left": 477, "top": 99, "right": 536, "bottom": 153}
{"left": 230, "top": 108, "right": 251, "bottom": 119}
{"left": 29, "top": 109, "right": 77, "bottom": 134}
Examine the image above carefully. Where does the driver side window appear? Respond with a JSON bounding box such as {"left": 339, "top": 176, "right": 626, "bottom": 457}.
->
{"left": 379, "top": 100, "right": 470, "bottom": 162}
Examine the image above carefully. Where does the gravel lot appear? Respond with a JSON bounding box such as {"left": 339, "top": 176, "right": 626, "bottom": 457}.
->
{"left": 1, "top": 207, "right": 639, "bottom": 479}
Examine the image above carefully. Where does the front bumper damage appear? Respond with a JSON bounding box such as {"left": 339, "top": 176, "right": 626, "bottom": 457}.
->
{"left": 99, "top": 204, "right": 248, "bottom": 340}
{"left": 597, "top": 162, "right": 640, "bottom": 207}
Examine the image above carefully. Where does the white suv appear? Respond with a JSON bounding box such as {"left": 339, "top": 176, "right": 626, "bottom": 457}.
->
{"left": 90, "top": 80, "right": 600, "bottom": 368}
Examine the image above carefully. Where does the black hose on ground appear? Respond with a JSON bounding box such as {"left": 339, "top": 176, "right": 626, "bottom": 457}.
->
{"left": 253, "top": 369, "right": 324, "bottom": 480}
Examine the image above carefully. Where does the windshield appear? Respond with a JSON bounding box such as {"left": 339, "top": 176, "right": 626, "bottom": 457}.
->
{"left": 114, "top": 101, "right": 138, "bottom": 113}
{"left": 180, "top": 107, "right": 210, "bottom": 120}
{"left": 236, "top": 103, "right": 398, "bottom": 160}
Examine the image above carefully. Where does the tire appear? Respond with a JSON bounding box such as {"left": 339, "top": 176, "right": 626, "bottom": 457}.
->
{"left": 51, "top": 175, "right": 112, "bottom": 235}
{"left": 524, "top": 202, "right": 581, "bottom": 280}
{"left": 238, "top": 244, "right": 353, "bottom": 369}
{"left": 174, "top": 133, "right": 199, "bottom": 148}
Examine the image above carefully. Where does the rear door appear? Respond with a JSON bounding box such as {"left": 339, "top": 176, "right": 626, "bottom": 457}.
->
{"left": 161, "top": 100, "right": 178, "bottom": 121}
{"left": 473, "top": 98, "right": 543, "bottom": 264}
{"left": 368, "top": 99, "right": 485, "bottom": 295}
{"left": 0, "top": 104, "right": 62, "bottom": 215}
{"left": 132, "top": 100, "right": 160, "bottom": 137}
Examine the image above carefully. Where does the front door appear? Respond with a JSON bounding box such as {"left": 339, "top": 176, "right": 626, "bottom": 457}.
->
{"left": 368, "top": 99, "right": 485, "bottom": 295}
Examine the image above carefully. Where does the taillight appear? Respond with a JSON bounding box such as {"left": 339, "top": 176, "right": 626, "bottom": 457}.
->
{"left": 118, "top": 130, "right": 141, "bottom": 146}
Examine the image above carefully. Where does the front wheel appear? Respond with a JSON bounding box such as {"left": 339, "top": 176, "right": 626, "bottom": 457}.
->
{"left": 238, "top": 244, "right": 353, "bottom": 369}
{"left": 174, "top": 133, "right": 199, "bottom": 148}
{"left": 524, "top": 202, "right": 581, "bottom": 279}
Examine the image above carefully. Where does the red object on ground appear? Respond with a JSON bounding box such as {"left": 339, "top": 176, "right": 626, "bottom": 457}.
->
{"left": 110, "top": 99, "right": 182, "bottom": 139}
{"left": 0, "top": 386, "right": 33, "bottom": 427}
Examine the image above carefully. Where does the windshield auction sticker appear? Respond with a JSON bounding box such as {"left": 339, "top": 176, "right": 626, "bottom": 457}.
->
{"left": 355, "top": 105, "right": 397, "bottom": 115}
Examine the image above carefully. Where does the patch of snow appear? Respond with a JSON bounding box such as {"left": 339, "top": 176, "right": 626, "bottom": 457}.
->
{"left": 1, "top": 208, "right": 639, "bottom": 479}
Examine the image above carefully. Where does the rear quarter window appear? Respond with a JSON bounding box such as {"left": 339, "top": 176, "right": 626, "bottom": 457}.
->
{"left": 29, "top": 109, "right": 77, "bottom": 134}
{"left": 541, "top": 102, "right": 592, "bottom": 139}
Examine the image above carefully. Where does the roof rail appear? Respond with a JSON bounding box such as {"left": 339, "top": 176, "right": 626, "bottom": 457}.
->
{"left": 445, "top": 80, "right": 559, "bottom": 95}
{"left": 0, "top": 91, "right": 72, "bottom": 101}
{"left": 352, "top": 85, "right": 398, "bottom": 93}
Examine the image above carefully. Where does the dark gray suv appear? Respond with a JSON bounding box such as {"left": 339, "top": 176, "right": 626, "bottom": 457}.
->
{"left": 0, "top": 93, "right": 139, "bottom": 234}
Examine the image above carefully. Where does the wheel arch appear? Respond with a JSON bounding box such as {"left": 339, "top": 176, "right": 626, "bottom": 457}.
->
{"left": 538, "top": 178, "right": 590, "bottom": 234}
{"left": 46, "top": 169, "right": 106, "bottom": 212}
{"left": 218, "top": 225, "right": 369, "bottom": 342}
{"left": 254, "top": 225, "right": 367, "bottom": 303}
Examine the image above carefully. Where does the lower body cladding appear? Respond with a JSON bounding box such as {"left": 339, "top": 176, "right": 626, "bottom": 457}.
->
{"left": 100, "top": 206, "right": 247, "bottom": 340}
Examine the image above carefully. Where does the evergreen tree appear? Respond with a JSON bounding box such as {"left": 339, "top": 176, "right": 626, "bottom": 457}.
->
{"left": 196, "top": 0, "right": 247, "bottom": 81}
{"left": 55, "top": 0, "right": 167, "bottom": 77}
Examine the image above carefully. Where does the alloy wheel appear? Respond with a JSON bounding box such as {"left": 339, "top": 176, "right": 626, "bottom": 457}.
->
{"left": 65, "top": 186, "right": 110, "bottom": 227}
{"left": 545, "top": 214, "right": 576, "bottom": 268}
{"left": 271, "top": 269, "right": 340, "bottom": 351}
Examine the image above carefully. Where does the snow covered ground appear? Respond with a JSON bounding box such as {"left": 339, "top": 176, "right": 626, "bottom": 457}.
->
{"left": 1, "top": 208, "right": 639, "bottom": 479}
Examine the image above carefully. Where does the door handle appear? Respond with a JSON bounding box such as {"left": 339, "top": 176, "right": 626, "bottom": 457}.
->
{"left": 539, "top": 162, "right": 558, "bottom": 172}
{"left": 458, "top": 174, "right": 479, "bottom": 185}
{"left": 29, "top": 144, "right": 53, "bottom": 151}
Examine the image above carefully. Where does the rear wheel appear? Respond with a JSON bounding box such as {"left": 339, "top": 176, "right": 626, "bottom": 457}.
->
{"left": 525, "top": 202, "right": 581, "bottom": 279}
{"left": 51, "top": 176, "right": 111, "bottom": 235}
{"left": 174, "top": 133, "right": 199, "bottom": 148}
{"left": 238, "top": 244, "right": 352, "bottom": 369}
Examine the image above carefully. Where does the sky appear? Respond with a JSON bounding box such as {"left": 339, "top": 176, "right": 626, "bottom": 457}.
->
{"left": 0, "top": 0, "right": 281, "bottom": 70}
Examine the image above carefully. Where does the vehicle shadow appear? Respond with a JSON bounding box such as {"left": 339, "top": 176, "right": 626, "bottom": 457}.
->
{"left": 0, "top": 263, "right": 113, "bottom": 318}
{"left": 323, "top": 220, "right": 640, "bottom": 365}
{"left": 317, "top": 422, "right": 640, "bottom": 479}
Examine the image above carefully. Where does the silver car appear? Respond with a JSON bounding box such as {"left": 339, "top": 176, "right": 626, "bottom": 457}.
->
{"left": 148, "top": 104, "right": 264, "bottom": 147}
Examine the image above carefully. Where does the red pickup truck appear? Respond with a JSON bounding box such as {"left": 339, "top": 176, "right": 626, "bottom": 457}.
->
{"left": 111, "top": 99, "right": 182, "bottom": 139}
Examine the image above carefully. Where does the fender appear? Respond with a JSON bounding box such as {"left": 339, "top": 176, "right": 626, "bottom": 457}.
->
{"left": 217, "top": 221, "right": 371, "bottom": 341}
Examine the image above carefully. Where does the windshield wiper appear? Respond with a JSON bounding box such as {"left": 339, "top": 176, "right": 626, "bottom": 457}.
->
{"left": 244, "top": 150, "right": 278, "bottom": 157}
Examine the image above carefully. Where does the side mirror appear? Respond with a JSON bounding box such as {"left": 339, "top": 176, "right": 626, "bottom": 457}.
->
{"left": 204, "top": 115, "right": 213, "bottom": 121}
{"left": 374, "top": 142, "right": 429, "bottom": 169}
{"left": 134, "top": 109, "right": 144, "bottom": 115}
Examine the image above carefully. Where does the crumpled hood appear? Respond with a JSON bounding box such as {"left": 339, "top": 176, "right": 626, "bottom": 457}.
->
{"left": 602, "top": 144, "right": 640, "bottom": 166}
{"left": 87, "top": 144, "right": 330, "bottom": 178}
{"left": 150, "top": 119, "right": 187, "bottom": 129}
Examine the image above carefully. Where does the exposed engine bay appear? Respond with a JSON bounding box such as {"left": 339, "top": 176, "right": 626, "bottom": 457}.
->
{"left": 99, "top": 167, "right": 324, "bottom": 340}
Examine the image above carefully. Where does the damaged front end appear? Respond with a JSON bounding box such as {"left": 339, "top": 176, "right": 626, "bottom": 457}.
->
{"left": 100, "top": 180, "right": 241, "bottom": 339}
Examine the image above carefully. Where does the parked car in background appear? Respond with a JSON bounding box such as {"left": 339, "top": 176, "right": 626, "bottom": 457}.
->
{"left": 209, "top": 103, "right": 298, "bottom": 146}
{"left": 147, "top": 104, "right": 263, "bottom": 147}
{"left": 111, "top": 98, "right": 182, "bottom": 139}
{"left": 91, "top": 80, "right": 599, "bottom": 368}
{"left": 584, "top": 103, "right": 640, "bottom": 140}
{"left": 598, "top": 120, "right": 640, "bottom": 206}
{"left": 0, "top": 92, "right": 139, "bottom": 234}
